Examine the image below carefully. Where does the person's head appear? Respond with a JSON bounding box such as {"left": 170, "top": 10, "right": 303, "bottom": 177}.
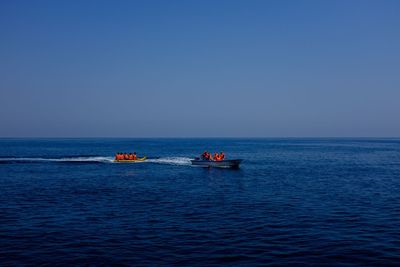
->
{"left": 134, "top": 152, "right": 136, "bottom": 155}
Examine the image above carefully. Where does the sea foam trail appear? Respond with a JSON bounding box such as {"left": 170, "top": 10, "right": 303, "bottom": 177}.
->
{"left": 145, "top": 157, "right": 193, "bottom": 165}
{"left": 0, "top": 156, "right": 115, "bottom": 163}
{"left": 0, "top": 156, "right": 193, "bottom": 165}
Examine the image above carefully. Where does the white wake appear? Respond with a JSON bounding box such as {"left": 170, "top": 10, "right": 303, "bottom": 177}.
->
{"left": 0, "top": 156, "right": 115, "bottom": 163}
{"left": 145, "top": 157, "right": 193, "bottom": 165}
{"left": 0, "top": 156, "right": 193, "bottom": 165}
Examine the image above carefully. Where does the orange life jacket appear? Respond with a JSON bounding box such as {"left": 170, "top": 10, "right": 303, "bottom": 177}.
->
{"left": 214, "top": 153, "right": 219, "bottom": 161}
{"left": 220, "top": 153, "right": 225, "bottom": 160}
{"left": 133, "top": 154, "right": 137, "bottom": 160}
{"left": 128, "top": 154, "right": 134, "bottom": 160}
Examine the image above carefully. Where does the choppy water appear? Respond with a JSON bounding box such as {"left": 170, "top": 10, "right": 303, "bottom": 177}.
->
{"left": 1, "top": 138, "right": 400, "bottom": 266}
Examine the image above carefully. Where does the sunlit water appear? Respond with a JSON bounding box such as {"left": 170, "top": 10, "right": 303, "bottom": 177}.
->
{"left": 1, "top": 138, "right": 400, "bottom": 266}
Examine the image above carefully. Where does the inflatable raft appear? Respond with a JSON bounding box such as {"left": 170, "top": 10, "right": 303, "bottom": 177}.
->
{"left": 114, "top": 157, "right": 147, "bottom": 163}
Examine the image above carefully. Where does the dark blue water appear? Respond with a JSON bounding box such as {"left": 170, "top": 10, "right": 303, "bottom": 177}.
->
{"left": 1, "top": 138, "right": 400, "bottom": 266}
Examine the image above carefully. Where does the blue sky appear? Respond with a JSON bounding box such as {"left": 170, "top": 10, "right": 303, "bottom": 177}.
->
{"left": 1, "top": 0, "right": 399, "bottom": 137}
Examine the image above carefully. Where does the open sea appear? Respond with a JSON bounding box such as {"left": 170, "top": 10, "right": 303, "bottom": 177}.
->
{"left": 0, "top": 138, "right": 400, "bottom": 266}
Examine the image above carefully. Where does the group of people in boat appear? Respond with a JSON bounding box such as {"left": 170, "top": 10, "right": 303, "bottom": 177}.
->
{"left": 201, "top": 151, "right": 225, "bottom": 161}
{"left": 115, "top": 152, "right": 138, "bottom": 160}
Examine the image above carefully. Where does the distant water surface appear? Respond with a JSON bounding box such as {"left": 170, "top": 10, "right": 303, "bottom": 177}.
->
{"left": 0, "top": 138, "right": 400, "bottom": 266}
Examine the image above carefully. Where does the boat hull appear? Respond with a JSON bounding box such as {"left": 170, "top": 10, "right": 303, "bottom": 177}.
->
{"left": 190, "top": 159, "right": 243, "bottom": 168}
{"left": 114, "top": 157, "right": 147, "bottom": 163}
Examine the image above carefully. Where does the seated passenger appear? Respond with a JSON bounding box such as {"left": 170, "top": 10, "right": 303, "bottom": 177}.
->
{"left": 219, "top": 152, "right": 225, "bottom": 160}
{"left": 201, "top": 151, "right": 208, "bottom": 160}
{"left": 213, "top": 153, "right": 219, "bottom": 161}
{"left": 128, "top": 153, "right": 134, "bottom": 160}
{"left": 133, "top": 152, "right": 137, "bottom": 160}
{"left": 124, "top": 153, "right": 129, "bottom": 160}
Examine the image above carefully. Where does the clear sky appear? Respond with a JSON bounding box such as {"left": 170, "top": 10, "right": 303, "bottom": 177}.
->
{"left": 1, "top": 0, "right": 399, "bottom": 137}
